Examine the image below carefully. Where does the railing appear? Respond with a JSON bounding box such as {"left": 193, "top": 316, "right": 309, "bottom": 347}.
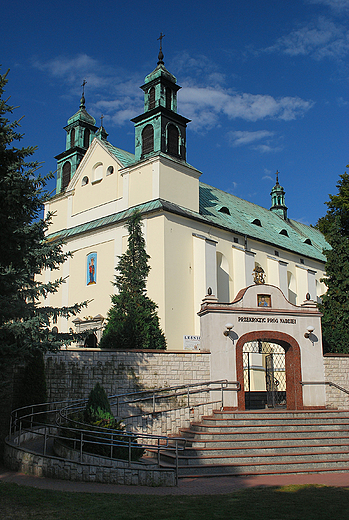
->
{"left": 301, "top": 381, "right": 349, "bottom": 396}
{"left": 61, "top": 380, "right": 241, "bottom": 420}
{"left": 8, "top": 380, "right": 240, "bottom": 486}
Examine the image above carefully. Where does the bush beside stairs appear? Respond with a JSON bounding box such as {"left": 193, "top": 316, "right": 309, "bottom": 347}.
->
{"left": 154, "top": 409, "right": 349, "bottom": 478}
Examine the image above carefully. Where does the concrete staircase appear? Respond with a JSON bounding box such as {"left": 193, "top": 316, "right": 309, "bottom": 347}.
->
{"left": 159, "top": 409, "right": 349, "bottom": 478}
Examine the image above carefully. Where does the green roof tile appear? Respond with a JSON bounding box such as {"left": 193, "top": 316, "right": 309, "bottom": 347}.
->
{"left": 199, "top": 183, "right": 328, "bottom": 261}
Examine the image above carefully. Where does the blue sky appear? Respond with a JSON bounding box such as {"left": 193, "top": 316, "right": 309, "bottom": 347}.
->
{"left": 2, "top": 0, "right": 348, "bottom": 225}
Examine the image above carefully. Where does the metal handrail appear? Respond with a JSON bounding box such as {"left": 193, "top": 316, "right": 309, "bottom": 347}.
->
{"left": 108, "top": 379, "right": 240, "bottom": 418}
{"left": 8, "top": 379, "right": 240, "bottom": 485}
{"left": 301, "top": 381, "right": 349, "bottom": 396}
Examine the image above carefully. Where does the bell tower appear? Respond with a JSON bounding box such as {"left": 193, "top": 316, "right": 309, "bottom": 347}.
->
{"left": 55, "top": 82, "right": 98, "bottom": 193}
{"left": 131, "top": 34, "right": 190, "bottom": 163}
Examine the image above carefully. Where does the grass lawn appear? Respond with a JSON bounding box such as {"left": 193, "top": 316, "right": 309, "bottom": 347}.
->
{"left": 1, "top": 482, "right": 349, "bottom": 519}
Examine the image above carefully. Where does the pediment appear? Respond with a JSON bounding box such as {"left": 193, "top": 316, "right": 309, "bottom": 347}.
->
{"left": 67, "top": 138, "right": 126, "bottom": 192}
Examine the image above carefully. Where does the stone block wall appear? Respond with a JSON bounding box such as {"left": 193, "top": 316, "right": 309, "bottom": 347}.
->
{"left": 45, "top": 348, "right": 211, "bottom": 403}
{"left": 4, "top": 429, "right": 175, "bottom": 486}
{"left": 324, "top": 354, "right": 349, "bottom": 409}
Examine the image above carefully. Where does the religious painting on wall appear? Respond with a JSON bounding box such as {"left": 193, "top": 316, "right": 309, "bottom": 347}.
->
{"left": 258, "top": 294, "right": 271, "bottom": 307}
{"left": 87, "top": 253, "right": 97, "bottom": 285}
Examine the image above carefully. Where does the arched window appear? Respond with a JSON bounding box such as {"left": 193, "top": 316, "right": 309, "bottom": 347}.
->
{"left": 61, "top": 161, "right": 71, "bottom": 191}
{"left": 148, "top": 87, "right": 155, "bottom": 110}
{"left": 167, "top": 124, "right": 179, "bottom": 156}
{"left": 84, "top": 129, "right": 90, "bottom": 148}
{"left": 252, "top": 218, "right": 262, "bottom": 227}
{"left": 93, "top": 162, "right": 103, "bottom": 181}
{"left": 165, "top": 87, "right": 172, "bottom": 110}
{"left": 142, "top": 125, "right": 154, "bottom": 155}
{"left": 70, "top": 128, "right": 75, "bottom": 148}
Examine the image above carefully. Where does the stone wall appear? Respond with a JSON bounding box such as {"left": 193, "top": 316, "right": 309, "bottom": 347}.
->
{"left": 44, "top": 348, "right": 211, "bottom": 402}
{"left": 4, "top": 429, "right": 175, "bottom": 487}
{"left": 324, "top": 354, "right": 349, "bottom": 409}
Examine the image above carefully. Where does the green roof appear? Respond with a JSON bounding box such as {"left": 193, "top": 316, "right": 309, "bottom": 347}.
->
{"left": 102, "top": 141, "right": 135, "bottom": 167}
{"left": 199, "top": 183, "right": 328, "bottom": 262}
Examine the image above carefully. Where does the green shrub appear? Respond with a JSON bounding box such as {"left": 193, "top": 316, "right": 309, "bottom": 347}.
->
{"left": 83, "top": 382, "right": 112, "bottom": 423}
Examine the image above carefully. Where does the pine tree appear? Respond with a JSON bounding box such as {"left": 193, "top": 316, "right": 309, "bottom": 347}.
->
{"left": 100, "top": 210, "right": 166, "bottom": 350}
{"left": 0, "top": 68, "right": 88, "bottom": 372}
{"left": 317, "top": 167, "right": 349, "bottom": 353}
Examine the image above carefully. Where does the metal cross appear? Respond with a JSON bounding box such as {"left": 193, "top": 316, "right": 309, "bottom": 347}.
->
{"left": 81, "top": 79, "right": 87, "bottom": 95}
{"left": 157, "top": 32, "right": 165, "bottom": 51}
{"left": 100, "top": 114, "right": 104, "bottom": 127}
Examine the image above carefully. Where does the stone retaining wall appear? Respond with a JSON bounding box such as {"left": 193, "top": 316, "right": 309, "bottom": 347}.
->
{"left": 4, "top": 429, "right": 175, "bottom": 486}
{"left": 324, "top": 354, "right": 349, "bottom": 409}
{"left": 45, "top": 349, "right": 211, "bottom": 403}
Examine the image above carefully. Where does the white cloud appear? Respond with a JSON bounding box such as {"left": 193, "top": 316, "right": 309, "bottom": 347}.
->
{"left": 228, "top": 130, "right": 275, "bottom": 147}
{"left": 33, "top": 53, "right": 314, "bottom": 133}
{"left": 228, "top": 130, "right": 282, "bottom": 153}
{"left": 307, "top": 0, "right": 349, "bottom": 12}
{"left": 180, "top": 86, "right": 314, "bottom": 130}
{"left": 33, "top": 55, "right": 143, "bottom": 125}
{"left": 267, "top": 17, "right": 349, "bottom": 60}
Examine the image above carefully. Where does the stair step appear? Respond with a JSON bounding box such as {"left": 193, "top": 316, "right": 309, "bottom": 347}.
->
{"left": 161, "top": 450, "right": 349, "bottom": 466}
{"left": 182, "top": 436, "right": 349, "bottom": 449}
{"left": 179, "top": 428, "right": 349, "bottom": 441}
{"left": 165, "top": 409, "right": 349, "bottom": 477}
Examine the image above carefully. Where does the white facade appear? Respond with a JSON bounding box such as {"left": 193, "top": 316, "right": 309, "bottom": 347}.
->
{"left": 44, "top": 61, "right": 328, "bottom": 352}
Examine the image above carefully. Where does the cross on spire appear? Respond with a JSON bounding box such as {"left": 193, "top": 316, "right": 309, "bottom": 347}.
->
{"left": 81, "top": 79, "right": 87, "bottom": 95}
{"left": 157, "top": 32, "right": 165, "bottom": 65}
{"left": 275, "top": 170, "right": 280, "bottom": 184}
{"left": 100, "top": 114, "right": 104, "bottom": 127}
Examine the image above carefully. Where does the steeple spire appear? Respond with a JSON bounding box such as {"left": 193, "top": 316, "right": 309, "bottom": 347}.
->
{"left": 80, "top": 79, "right": 87, "bottom": 108}
{"left": 270, "top": 170, "right": 288, "bottom": 220}
{"left": 131, "top": 36, "right": 191, "bottom": 163}
{"left": 54, "top": 85, "right": 98, "bottom": 193}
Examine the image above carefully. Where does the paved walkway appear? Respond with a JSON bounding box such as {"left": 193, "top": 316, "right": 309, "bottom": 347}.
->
{"left": 2, "top": 464, "right": 349, "bottom": 495}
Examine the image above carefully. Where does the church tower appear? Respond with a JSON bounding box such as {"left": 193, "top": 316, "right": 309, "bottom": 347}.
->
{"left": 131, "top": 35, "right": 190, "bottom": 163}
{"left": 55, "top": 83, "right": 98, "bottom": 193}
{"left": 270, "top": 170, "right": 288, "bottom": 220}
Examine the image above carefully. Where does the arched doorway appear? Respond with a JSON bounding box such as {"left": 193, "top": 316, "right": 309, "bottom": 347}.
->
{"left": 242, "top": 340, "right": 286, "bottom": 410}
{"left": 236, "top": 331, "right": 303, "bottom": 410}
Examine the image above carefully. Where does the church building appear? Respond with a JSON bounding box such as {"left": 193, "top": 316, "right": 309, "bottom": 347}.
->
{"left": 44, "top": 47, "right": 328, "bottom": 351}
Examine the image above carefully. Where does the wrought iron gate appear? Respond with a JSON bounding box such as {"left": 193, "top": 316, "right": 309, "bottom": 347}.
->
{"left": 243, "top": 341, "right": 286, "bottom": 409}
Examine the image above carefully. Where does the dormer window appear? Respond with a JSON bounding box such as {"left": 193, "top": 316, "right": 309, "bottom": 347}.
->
{"left": 219, "top": 206, "right": 230, "bottom": 215}
{"left": 279, "top": 229, "right": 289, "bottom": 237}
{"left": 304, "top": 238, "right": 312, "bottom": 245}
{"left": 252, "top": 218, "right": 262, "bottom": 227}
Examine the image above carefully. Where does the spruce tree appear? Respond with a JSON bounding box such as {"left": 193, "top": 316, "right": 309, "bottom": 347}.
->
{"left": 100, "top": 210, "right": 166, "bottom": 350}
{"left": 317, "top": 168, "right": 349, "bottom": 353}
{"left": 0, "top": 68, "right": 88, "bottom": 372}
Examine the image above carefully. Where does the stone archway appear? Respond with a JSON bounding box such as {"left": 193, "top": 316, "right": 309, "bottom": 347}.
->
{"left": 236, "top": 331, "right": 303, "bottom": 410}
